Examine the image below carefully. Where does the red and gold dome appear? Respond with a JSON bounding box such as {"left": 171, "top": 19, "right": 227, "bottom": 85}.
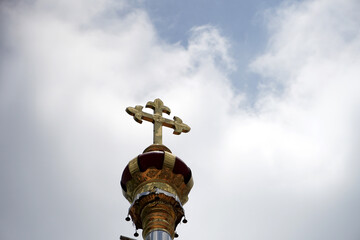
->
{"left": 121, "top": 146, "right": 193, "bottom": 239}
{"left": 121, "top": 149, "right": 193, "bottom": 204}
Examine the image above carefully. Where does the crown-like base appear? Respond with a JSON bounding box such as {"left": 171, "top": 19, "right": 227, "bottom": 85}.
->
{"left": 129, "top": 191, "right": 184, "bottom": 239}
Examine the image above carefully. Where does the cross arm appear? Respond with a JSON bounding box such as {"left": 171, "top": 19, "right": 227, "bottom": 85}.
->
{"left": 126, "top": 106, "right": 190, "bottom": 134}
{"left": 126, "top": 106, "right": 155, "bottom": 124}
{"left": 163, "top": 116, "right": 191, "bottom": 135}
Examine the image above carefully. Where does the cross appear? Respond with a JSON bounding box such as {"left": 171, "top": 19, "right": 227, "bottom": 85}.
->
{"left": 126, "top": 98, "right": 191, "bottom": 145}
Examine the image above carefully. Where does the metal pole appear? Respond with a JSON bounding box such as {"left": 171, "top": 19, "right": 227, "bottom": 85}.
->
{"left": 145, "top": 230, "right": 172, "bottom": 240}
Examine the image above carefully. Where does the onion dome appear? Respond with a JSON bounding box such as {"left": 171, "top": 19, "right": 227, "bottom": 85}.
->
{"left": 121, "top": 149, "right": 193, "bottom": 205}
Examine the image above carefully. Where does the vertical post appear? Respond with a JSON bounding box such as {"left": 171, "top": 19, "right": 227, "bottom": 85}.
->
{"left": 152, "top": 99, "right": 164, "bottom": 145}
{"left": 153, "top": 120, "right": 162, "bottom": 145}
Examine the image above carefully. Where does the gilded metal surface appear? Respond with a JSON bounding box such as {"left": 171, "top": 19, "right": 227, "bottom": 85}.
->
{"left": 134, "top": 182, "right": 178, "bottom": 199}
{"left": 128, "top": 193, "right": 184, "bottom": 239}
{"left": 163, "top": 152, "right": 176, "bottom": 171}
{"left": 124, "top": 166, "right": 192, "bottom": 205}
{"left": 126, "top": 98, "right": 190, "bottom": 145}
{"left": 143, "top": 144, "right": 172, "bottom": 153}
{"left": 128, "top": 157, "right": 140, "bottom": 176}
{"left": 186, "top": 176, "right": 194, "bottom": 190}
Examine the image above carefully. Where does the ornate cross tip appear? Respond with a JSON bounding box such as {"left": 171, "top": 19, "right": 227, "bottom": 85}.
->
{"left": 126, "top": 105, "right": 144, "bottom": 124}
{"left": 125, "top": 98, "right": 191, "bottom": 145}
{"left": 172, "top": 116, "right": 190, "bottom": 135}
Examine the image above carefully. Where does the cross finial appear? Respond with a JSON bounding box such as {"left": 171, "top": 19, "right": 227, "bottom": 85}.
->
{"left": 126, "top": 98, "right": 191, "bottom": 145}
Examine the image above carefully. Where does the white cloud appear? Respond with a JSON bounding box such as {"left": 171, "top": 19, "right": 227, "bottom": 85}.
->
{"left": 1, "top": 0, "right": 360, "bottom": 239}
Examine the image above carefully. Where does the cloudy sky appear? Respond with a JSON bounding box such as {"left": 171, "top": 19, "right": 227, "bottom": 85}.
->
{"left": 1, "top": 0, "right": 360, "bottom": 239}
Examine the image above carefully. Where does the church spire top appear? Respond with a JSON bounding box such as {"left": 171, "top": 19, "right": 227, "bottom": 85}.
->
{"left": 122, "top": 98, "right": 193, "bottom": 239}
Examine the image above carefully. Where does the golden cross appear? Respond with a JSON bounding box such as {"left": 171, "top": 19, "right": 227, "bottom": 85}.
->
{"left": 126, "top": 98, "right": 191, "bottom": 145}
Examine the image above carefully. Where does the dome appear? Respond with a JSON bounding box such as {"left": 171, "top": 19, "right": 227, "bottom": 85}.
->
{"left": 120, "top": 151, "right": 193, "bottom": 205}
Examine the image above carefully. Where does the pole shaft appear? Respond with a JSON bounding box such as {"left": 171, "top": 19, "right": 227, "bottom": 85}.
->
{"left": 145, "top": 230, "right": 172, "bottom": 240}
